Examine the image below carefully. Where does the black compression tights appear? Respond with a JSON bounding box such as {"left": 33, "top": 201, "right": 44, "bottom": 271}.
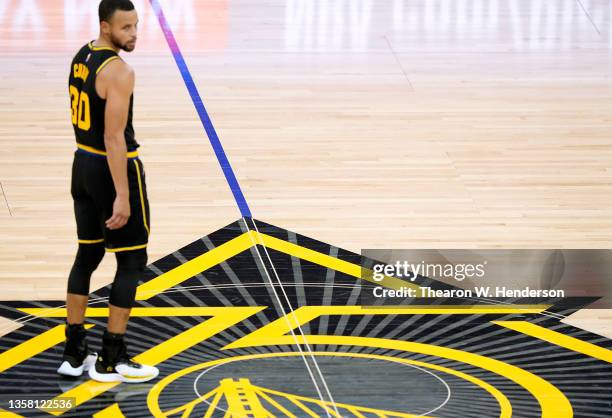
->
{"left": 67, "top": 243, "right": 105, "bottom": 296}
{"left": 109, "top": 249, "right": 147, "bottom": 308}
{"left": 67, "top": 245, "right": 147, "bottom": 309}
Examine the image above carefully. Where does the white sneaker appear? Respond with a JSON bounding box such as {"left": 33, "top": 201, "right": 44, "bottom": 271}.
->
{"left": 88, "top": 357, "right": 159, "bottom": 383}
{"left": 57, "top": 352, "right": 97, "bottom": 377}
{"left": 88, "top": 332, "right": 159, "bottom": 383}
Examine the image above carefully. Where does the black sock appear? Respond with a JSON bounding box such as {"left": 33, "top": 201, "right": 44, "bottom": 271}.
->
{"left": 63, "top": 323, "right": 88, "bottom": 362}
{"left": 103, "top": 330, "right": 125, "bottom": 341}
{"left": 100, "top": 331, "right": 127, "bottom": 366}
{"left": 65, "top": 322, "right": 85, "bottom": 337}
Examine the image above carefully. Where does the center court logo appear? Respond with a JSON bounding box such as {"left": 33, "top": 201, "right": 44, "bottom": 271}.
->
{"left": 148, "top": 352, "right": 450, "bottom": 417}
{"left": 372, "top": 260, "right": 487, "bottom": 282}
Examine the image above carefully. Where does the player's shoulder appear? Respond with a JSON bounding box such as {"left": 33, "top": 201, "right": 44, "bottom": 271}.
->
{"left": 103, "top": 56, "right": 133, "bottom": 75}
{"left": 98, "top": 57, "right": 134, "bottom": 85}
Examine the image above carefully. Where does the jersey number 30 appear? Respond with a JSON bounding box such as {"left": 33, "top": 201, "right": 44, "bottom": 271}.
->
{"left": 69, "top": 85, "right": 90, "bottom": 131}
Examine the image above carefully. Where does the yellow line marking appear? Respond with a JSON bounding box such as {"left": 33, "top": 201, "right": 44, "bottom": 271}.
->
{"left": 222, "top": 307, "right": 570, "bottom": 418}
{"left": 17, "top": 307, "right": 232, "bottom": 318}
{"left": 320, "top": 403, "right": 343, "bottom": 418}
{"left": 0, "top": 324, "right": 94, "bottom": 374}
{"left": 224, "top": 305, "right": 549, "bottom": 351}
{"left": 48, "top": 307, "right": 264, "bottom": 416}
{"left": 204, "top": 389, "right": 223, "bottom": 418}
{"left": 0, "top": 409, "right": 25, "bottom": 417}
{"left": 137, "top": 230, "right": 533, "bottom": 300}
{"left": 93, "top": 403, "right": 125, "bottom": 418}
{"left": 346, "top": 407, "right": 367, "bottom": 418}
{"left": 133, "top": 160, "right": 150, "bottom": 236}
{"left": 164, "top": 387, "right": 218, "bottom": 417}
{"left": 135, "top": 231, "right": 256, "bottom": 300}
{"left": 494, "top": 321, "right": 612, "bottom": 364}
{"left": 96, "top": 56, "right": 120, "bottom": 74}
{"left": 257, "top": 232, "right": 416, "bottom": 291}
{"left": 288, "top": 398, "right": 319, "bottom": 418}
{"left": 253, "top": 388, "right": 298, "bottom": 417}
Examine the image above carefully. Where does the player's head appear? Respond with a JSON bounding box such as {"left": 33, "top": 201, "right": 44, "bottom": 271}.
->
{"left": 98, "top": 0, "right": 138, "bottom": 52}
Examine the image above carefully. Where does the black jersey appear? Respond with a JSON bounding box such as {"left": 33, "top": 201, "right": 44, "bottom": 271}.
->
{"left": 68, "top": 41, "right": 139, "bottom": 152}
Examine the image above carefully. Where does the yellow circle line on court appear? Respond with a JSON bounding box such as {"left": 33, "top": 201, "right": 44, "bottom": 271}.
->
{"left": 147, "top": 351, "right": 511, "bottom": 418}
{"left": 226, "top": 334, "right": 573, "bottom": 418}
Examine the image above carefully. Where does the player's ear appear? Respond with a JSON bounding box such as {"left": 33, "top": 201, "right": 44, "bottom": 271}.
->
{"left": 100, "top": 20, "right": 111, "bottom": 35}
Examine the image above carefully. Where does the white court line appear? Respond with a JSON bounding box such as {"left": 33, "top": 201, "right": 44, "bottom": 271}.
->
{"left": 243, "top": 216, "right": 338, "bottom": 417}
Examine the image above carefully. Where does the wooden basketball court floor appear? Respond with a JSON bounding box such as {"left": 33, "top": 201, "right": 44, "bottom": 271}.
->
{"left": 1, "top": 0, "right": 612, "bottom": 417}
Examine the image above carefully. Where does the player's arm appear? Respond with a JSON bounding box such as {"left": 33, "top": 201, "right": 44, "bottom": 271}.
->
{"left": 103, "top": 61, "right": 134, "bottom": 230}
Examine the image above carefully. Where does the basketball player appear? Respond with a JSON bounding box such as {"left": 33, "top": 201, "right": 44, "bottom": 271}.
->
{"left": 59, "top": 0, "right": 158, "bottom": 383}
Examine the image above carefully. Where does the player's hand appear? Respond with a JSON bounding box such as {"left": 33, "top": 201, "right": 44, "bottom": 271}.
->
{"left": 106, "top": 195, "right": 130, "bottom": 230}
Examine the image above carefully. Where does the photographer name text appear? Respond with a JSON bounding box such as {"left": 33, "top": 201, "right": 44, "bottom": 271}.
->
{"left": 373, "top": 286, "right": 565, "bottom": 298}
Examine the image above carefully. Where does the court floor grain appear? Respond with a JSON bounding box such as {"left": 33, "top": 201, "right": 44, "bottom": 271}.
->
{"left": 0, "top": 1, "right": 611, "bottom": 417}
